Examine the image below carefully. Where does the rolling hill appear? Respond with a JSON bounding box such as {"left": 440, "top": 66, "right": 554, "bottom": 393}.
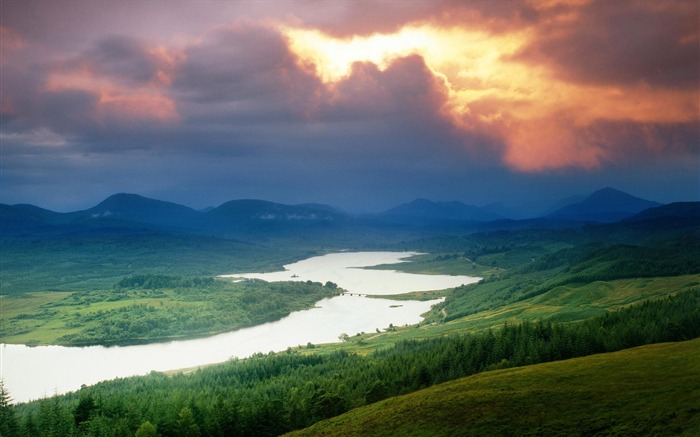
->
{"left": 76, "top": 193, "right": 203, "bottom": 230}
{"left": 626, "top": 201, "right": 700, "bottom": 221}
{"left": 290, "top": 338, "right": 700, "bottom": 436}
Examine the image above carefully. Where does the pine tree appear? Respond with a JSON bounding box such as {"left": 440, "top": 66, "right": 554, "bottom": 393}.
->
{"left": 0, "top": 379, "right": 19, "bottom": 437}
{"left": 176, "top": 406, "right": 200, "bottom": 437}
{"left": 135, "top": 421, "right": 158, "bottom": 437}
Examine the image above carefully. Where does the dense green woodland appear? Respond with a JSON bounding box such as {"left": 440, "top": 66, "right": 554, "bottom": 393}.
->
{"left": 3, "top": 276, "right": 339, "bottom": 346}
{"left": 68, "top": 277, "right": 338, "bottom": 345}
{"left": 3, "top": 289, "right": 699, "bottom": 437}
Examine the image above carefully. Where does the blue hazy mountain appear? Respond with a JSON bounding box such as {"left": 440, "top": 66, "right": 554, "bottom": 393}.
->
{"left": 3, "top": 190, "right": 693, "bottom": 240}
{"left": 377, "top": 198, "right": 505, "bottom": 225}
{"left": 75, "top": 193, "right": 203, "bottom": 229}
{"left": 546, "top": 187, "right": 662, "bottom": 222}
{"left": 625, "top": 202, "right": 700, "bottom": 221}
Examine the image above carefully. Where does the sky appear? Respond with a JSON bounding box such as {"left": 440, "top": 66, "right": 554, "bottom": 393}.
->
{"left": 1, "top": 0, "right": 698, "bottom": 213}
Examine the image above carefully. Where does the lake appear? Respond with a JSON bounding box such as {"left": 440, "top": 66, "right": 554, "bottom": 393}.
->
{"left": 1, "top": 251, "right": 479, "bottom": 403}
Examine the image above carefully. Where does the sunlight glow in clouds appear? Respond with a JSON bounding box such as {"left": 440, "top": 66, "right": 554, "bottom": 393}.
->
{"left": 284, "top": 21, "right": 698, "bottom": 172}
{"left": 287, "top": 26, "right": 436, "bottom": 82}
{"left": 285, "top": 25, "right": 527, "bottom": 89}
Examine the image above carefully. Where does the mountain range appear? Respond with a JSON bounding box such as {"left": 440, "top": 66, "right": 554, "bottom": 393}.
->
{"left": 2, "top": 188, "right": 697, "bottom": 239}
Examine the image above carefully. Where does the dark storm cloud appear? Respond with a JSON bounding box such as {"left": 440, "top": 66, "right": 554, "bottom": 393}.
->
{"left": 513, "top": 0, "right": 700, "bottom": 88}
{"left": 1, "top": 32, "right": 180, "bottom": 151}
{"left": 327, "top": 55, "right": 448, "bottom": 121}
{"left": 166, "top": 24, "right": 472, "bottom": 168}
{"left": 316, "top": 54, "right": 486, "bottom": 164}
{"left": 174, "top": 23, "right": 323, "bottom": 122}
{"left": 83, "top": 36, "right": 167, "bottom": 86}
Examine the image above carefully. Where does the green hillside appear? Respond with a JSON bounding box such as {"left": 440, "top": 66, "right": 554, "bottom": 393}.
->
{"left": 291, "top": 338, "right": 700, "bottom": 436}
{"left": 6, "top": 289, "right": 698, "bottom": 436}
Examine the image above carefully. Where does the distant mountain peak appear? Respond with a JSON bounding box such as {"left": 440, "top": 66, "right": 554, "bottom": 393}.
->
{"left": 82, "top": 193, "right": 202, "bottom": 229}
{"left": 587, "top": 187, "right": 642, "bottom": 203}
{"left": 547, "top": 187, "right": 662, "bottom": 222}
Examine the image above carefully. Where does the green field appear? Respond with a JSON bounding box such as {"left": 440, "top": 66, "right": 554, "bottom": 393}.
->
{"left": 291, "top": 338, "right": 700, "bottom": 436}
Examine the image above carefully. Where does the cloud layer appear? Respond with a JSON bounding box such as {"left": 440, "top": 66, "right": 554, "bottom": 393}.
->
{"left": 1, "top": 0, "right": 698, "bottom": 211}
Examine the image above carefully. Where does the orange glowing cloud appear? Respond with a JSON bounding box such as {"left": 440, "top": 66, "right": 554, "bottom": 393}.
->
{"left": 282, "top": 9, "right": 699, "bottom": 172}
{"left": 502, "top": 117, "right": 608, "bottom": 172}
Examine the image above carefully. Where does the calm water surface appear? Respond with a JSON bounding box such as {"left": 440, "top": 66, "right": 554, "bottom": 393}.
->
{"left": 1, "top": 251, "right": 479, "bottom": 403}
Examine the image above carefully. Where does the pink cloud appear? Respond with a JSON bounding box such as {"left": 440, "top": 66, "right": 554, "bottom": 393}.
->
{"left": 43, "top": 38, "right": 182, "bottom": 125}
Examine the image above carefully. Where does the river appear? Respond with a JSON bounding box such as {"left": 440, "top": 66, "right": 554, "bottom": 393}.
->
{"left": 1, "top": 251, "right": 479, "bottom": 403}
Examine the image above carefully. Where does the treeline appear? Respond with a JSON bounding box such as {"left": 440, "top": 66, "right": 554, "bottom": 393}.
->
{"left": 525, "top": 236, "right": 700, "bottom": 280}
{"left": 517, "top": 236, "right": 700, "bottom": 302}
{"left": 116, "top": 274, "right": 216, "bottom": 290}
{"left": 562, "top": 236, "right": 700, "bottom": 281}
{"left": 7, "top": 288, "right": 700, "bottom": 437}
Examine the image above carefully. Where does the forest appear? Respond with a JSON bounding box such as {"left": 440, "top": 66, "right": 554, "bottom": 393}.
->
{"left": 2, "top": 275, "right": 339, "bottom": 346}
{"left": 3, "top": 288, "right": 699, "bottom": 436}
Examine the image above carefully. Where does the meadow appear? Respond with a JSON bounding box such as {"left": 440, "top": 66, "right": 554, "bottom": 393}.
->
{"left": 291, "top": 338, "right": 700, "bottom": 436}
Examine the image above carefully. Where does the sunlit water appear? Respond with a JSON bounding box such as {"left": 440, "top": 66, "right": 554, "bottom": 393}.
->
{"left": 1, "top": 251, "right": 479, "bottom": 403}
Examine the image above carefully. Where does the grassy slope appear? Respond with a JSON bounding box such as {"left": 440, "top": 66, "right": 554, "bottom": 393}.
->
{"left": 291, "top": 338, "right": 700, "bottom": 436}
{"left": 308, "top": 274, "right": 699, "bottom": 355}
{"left": 436, "top": 274, "right": 700, "bottom": 332}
